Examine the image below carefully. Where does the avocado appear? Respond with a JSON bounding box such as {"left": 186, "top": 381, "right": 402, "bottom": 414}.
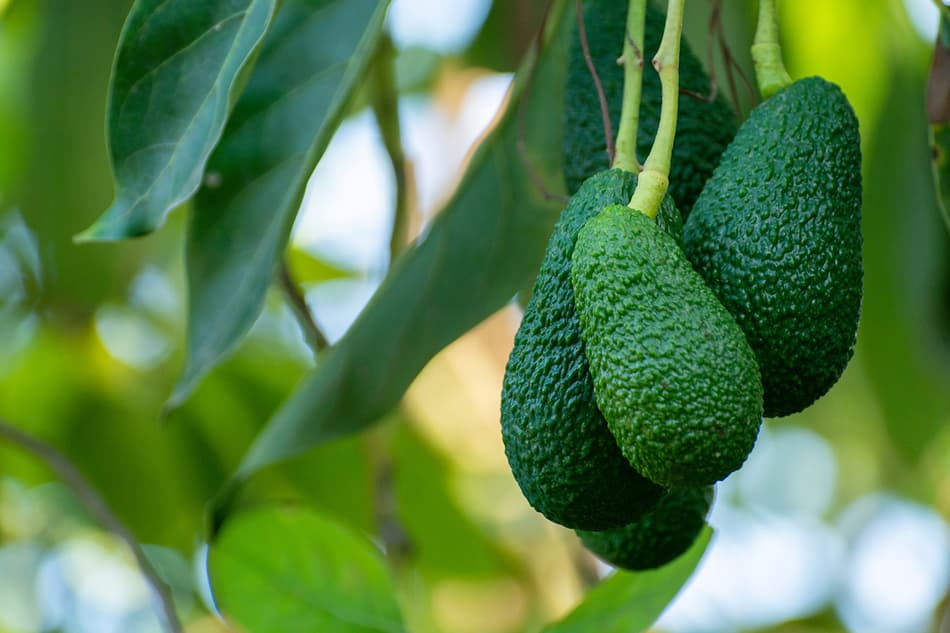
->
{"left": 501, "top": 169, "right": 681, "bottom": 530}
{"left": 577, "top": 486, "right": 713, "bottom": 571}
{"left": 563, "top": 0, "right": 738, "bottom": 214}
{"left": 571, "top": 205, "right": 762, "bottom": 487}
{"left": 682, "top": 77, "right": 863, "bottom": 417}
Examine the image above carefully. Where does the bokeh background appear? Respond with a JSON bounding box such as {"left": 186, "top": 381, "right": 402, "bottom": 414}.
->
{"left": 1, "top": 0, "right": 949, "bottom": 632}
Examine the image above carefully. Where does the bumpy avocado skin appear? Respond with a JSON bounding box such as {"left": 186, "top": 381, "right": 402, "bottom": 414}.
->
{"left": 577, "top": 486, "right": 713, "bottom": 571}
{"left": 683, "top": 77, "right": 863, "bottom": 418}
{"left": 563, "top": 0, "right": 737, "bottom": 213}
{"left": 571, "top": 205, "right": 763, "bottom": 487}
{"left": 501, "top": 170, "right": 680, "bottom": 530}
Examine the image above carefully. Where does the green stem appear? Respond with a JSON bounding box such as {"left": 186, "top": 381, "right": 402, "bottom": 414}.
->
{"left": 371, "top": 34, "right": 411, "bottom": 261}
{"left": 752, "top": 0, "right": 792, "bottom": 98}
{"left": 628, "top": 0, "right": 685, "bottom": 219}
{"left": 613, "top": 0, "right": 648, "bottom": 173}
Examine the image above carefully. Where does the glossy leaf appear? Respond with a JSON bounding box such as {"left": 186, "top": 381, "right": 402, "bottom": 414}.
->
{"left": 212, "top": 0, "right": 571, "bottom": 512}
{"left": 78, "top": 0, "right": 277, "bottom": 241}
{"left": 168, "top": 0, "right": 391, "bottom": 408}
{"left": 543, "top": 528, "right": 712, "bottom": 633}
{"left": 209, "top": 506, "right": 405, "bottom": 633}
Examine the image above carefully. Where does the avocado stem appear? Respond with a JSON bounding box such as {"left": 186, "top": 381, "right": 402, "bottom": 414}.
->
{"left": 628, "top": 0, "right": 684, "bottom": 219}
{"left": 752, "top": 0, "right": 792, "bottom": 98}
{"left": 612, "top": 0, "right": 648, "bottom": 174}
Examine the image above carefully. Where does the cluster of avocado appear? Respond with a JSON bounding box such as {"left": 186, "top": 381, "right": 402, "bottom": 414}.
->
{"left": 501, "top": 0, "right": 862, "bottom": 572}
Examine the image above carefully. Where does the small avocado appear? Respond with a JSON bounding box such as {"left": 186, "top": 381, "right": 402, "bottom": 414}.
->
{"left": 571, "top": 205, "right": 762, "bottom": 487}
{"left": 577, "top": 486, "right": 714, "bottom": 571}
{"left": 683, "top": 77, "right": 863, "bottom": 417}
{"left": 501, "top": 169, "right": 680, "bottom": 530}
{"left": 563, "top": 0, "right": 737, "bottom": 214}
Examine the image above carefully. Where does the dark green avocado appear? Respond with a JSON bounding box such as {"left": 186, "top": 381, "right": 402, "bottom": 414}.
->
{"left": 571, "top": 205, "right": 762, "bottom": 487}
{"left": 577, "top": 486, "right": 713, "bottom": 571}
{"left": 683, "top": 77, "right": 863, "bottom": 418}
{"left": 563, "top": 0, "right": 737, "bottom": 213}
{"left": 500, "top": 169, "right": 680, "bottom": 530}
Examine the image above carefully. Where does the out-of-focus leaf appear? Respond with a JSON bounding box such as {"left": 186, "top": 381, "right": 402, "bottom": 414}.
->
{"left": 287, "top": 247, "right": 354, "bottom": 285}
{"left": 168, "top": 0, "right": 391, "bottom": 409}
{"left": 929, "top": 15, "right": 950, "bottom": 234}
{"left": 209, "top": 506, "right": 406, "bottom": 633}
{"left": 391, "top": 424, "right": 516, "bottom": 577}
{"left": 543, "top": 528, "right": 712, "bottom": 633}
{"left": 860, "top": 60, "right": 950, "bottom": 462}
{"left": 212, "top": 0, "right": 570, "bottom": 521}
{"left": 77, "top": 0, "right": 277, "bottom": 241}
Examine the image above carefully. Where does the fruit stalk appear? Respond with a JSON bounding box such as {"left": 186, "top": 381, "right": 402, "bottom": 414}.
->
{"left": 628, "top": 0, "right": 684, "bottom": 218}
{"left": 613, "top": 0, "right": 648, "bottom": 173}
{"left": 751, "top": 0, "right": 792, "bottom": 98}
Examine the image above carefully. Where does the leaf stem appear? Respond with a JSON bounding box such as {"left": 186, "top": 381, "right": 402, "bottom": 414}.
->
{"left": 751, "top": 0, "right": 792, "bottom": 98}
{"left": 628, "top": 0, "right": 685, "bottom": 219}
{"left": 0, "top": 419, "right": 183, "bottom": 633}
{"left": 613, "top": 0, "right": 648, "bottom": 173}
{"left": 278, "top": 260, "right": 328, "bottom": 356}
{"left": 371, "top": 34, "right": 413, "bottom": 262}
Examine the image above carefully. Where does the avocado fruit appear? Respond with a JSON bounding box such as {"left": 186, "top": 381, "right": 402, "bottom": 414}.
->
{"left": 571, "top": 204, "right": 763, "bottom": 487}
{"left": 501, "top": 169, "right": 681, "bottom": 530}
{"left": 682, "top": 77, "right": 863, "bottom": 418}
{"left": 577, "top": 486, "right": 713, "bottom": 571}
{"left": 563, "top": 0, "right": 737, "bottom": 214}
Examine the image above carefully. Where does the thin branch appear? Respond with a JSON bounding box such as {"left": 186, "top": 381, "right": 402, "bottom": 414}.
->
{"left": 366, "top": 426, "right": 413, "bottom": 568}
{"left": 371, "top": 33, "right": 413, "bottom": 262}
{"left": 576, "top": 0, "right": 616, "bottom": 165}
{"left": 277, "top": 260, "right": 329, "bottom": 355}
{"left": 516, "top": 0, "right": 570, "bottom": 204}
{"left": 0, "top": 419, "right": 182, "bottom": 633}
{"left": 707, "top": 0, "right": 757, "bottom": 116}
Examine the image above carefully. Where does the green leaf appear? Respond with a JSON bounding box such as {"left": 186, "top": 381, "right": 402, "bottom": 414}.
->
{"left": 210, "top": 0, "right": 570, "bottom": 514}
{"left": 860, "top": 60, "right": 950, "bottom": 460}
{"left": 543, "top": 528, "right": 712, "bottom": 633}
{"left": 167, "top": 0, "right": 391, "bottom": 409}
{"left": 288, "top": 247, "right": 354, "bottom": 284}
{"left": 77, "top": 0, "right": 277, "bottom": 241}
{"left": 209, "top": 506, "right": 406, "bottom": 633}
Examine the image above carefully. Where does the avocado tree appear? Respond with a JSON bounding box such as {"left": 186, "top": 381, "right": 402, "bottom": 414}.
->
{"left": 1, "top": 0, "right": 949, "bottom": 632}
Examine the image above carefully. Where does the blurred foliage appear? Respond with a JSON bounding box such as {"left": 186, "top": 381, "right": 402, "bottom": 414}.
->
{"left": 1, "top": 0, "right": 949, "bottom": 632}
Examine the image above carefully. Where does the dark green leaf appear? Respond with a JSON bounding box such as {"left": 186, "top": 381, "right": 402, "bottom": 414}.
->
{"left": 209, "top": 506, "right": 405, "bottom": 633}
{"left": 543, "top": 528, "right": 712, "bottom": 633}
{"left": 213, "top": 0, "right": 570, "bottom": 507}
{"left": 168, "top": 0, "right": 391, "bottom": 409}
{"left": 77, "top": 0, "right": 277, "bottom": 241}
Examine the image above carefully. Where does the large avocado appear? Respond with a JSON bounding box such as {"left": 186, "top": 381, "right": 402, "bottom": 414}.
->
{"left": 683, "top": 77, "right": 863, "bottom": 417}
{"left": 501, "top": 169, "right": 680, "bottom": 530}
{"left": 571, "top": 205, "right": 762, "bottom": 487}
{"left": 563, "top": 0, "right": 737, "bottom": 213}
{"left": 577, "top": 486, "right": 713, "bottom": 571}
